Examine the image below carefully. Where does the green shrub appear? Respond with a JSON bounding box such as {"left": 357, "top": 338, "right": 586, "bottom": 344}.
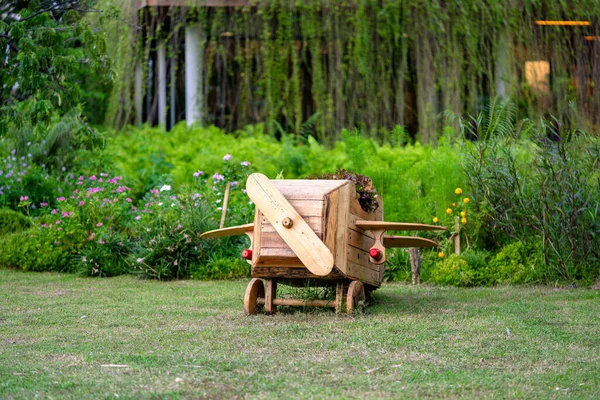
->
{"left": 429, "top": 250, "right": 491, "bottom": 287}
{"left": 0, "top": 208, "right": 31, "bottom": 236}
{"left": 488, "top": 241, "right": 543, "bottom": 285}
{"left": 0, "top": 231, "right": 74, "bottom": 272}
{"left": 383, "top": 248, "right": 412, "bottom": 282}
{"left": 191, "top": 254, "right": 249, "bottom": 280}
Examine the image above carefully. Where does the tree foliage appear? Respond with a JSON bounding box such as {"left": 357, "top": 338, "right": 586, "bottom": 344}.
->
{"left": 0, "top": 0, "right": 114, "bottom": 134}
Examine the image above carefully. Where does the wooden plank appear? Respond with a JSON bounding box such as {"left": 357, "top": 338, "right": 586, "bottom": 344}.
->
{"left": 348, "top": 213, "right": 375, "bottom": 239}
{"left": 261, "top": 231, "right": 323, "bottom": 248}
{"left": 323, "top": 190, "right": 339, "bottom": 257}
{"left": 261, "top": 216, "right": 322, "bottom": 234}
{"left": 335, "top": 281, "right": 344, "bottom": 313}
{"left": 334, "top": 184, "right": 351, "bottom": 276}
{"left": 265, "top": 279, "right": 277, "bottom": 314}
{"left": 200, "top": 223, "right": 254, "bottom": 238}
{"left": 251, "top": 210, "right": 262, "bottom": 265}
{"left": 347, "top": 246, "right": 379, "bottom": 273}
{"left": 346, "top": 260, "right": 381, "bottom": 287}
{"left": 383, "top": 235, "right": 438, "bottom": 248}
{"left": 252, "top": 266, "right": 344, "bottom": 280}
{"left": 256, "top": 248, "right": 304, "bottom": 266}
{"left": 273, "top": 180, "right": 350, "bottom": 188}
{"left": 268, "top": 298, "right": 335, "bottom": 308}
{"left": 286, "top": 199, "right": 324, "bottom": 216}
{"left": 348, "top": 229, "right": 375, "bottom": 251}
{"left": 355, "top": 221, "right": 447, "bottom": 232}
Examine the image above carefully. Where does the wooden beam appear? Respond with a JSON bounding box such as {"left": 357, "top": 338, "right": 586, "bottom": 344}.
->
{"left": 136, "top": 0, "right": 252, "bottom": 9}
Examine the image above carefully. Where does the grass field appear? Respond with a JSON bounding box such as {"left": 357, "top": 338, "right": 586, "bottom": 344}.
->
{"left": 1, "top": 269, "right": 599, "bottom": 399}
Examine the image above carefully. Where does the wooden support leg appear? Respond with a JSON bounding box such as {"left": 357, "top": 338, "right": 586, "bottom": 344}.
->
{"left": 409, "top": 248, "right": 421, "bottom": 285}
{"left": 265, "top": 279, "right": 277, "bottom": 315}
{"left": 335, "top": 281, "right": 345, "bottom": 313}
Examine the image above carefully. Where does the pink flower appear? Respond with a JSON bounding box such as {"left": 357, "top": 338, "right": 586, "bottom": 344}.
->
{"left": 56, "top": 197, "right": 65, "bottom": 201}
{"left": 77, "top": 181, "right": 83, "bottom": 185}
{"left": 96, "top": 222, "right": 103, "bottom": 227}
{"left": 135, "top": 215, "right": 141, "bottom": 220}
{"left": 78, "top": 176, "right": 84, "bottom": 181}
{"left": 89, "top": 233, "right": 95, "bottom": 241}
{"left": 55, "top": 220, "right": 61, "bottom": 225}
{"left": 51, "top": 209, "right": 57, "bottom": 215}
{"left": 193, "top": 170, "right": 204, "bottom": 177}
{"left": 40, "top": 202, "right": 48, "bottom": 207}
{"left": 151, "top": 189, "right": 158, "bottom": 195}
{"left": 62, "top": 211, "right": 69, "bottom": 218}
{"left": 57, "top": 227, "right": 62, "bottom": 231}
{"left": 126, "top": 198, "right": 132, "bottom": 202}
{"left": 41, "top": 224, "right": 47, "bottom": 228}
{"left": 89, "top": 175, "right": 97, "bottom": 181}
{"left": 98, "top": 178, "right": 103, "bottom": 183}
{"left": 223, "top": 154, "right": 232, "bottom": 161}
{"left": 78, "top": 201, "right": 85, "bottom": 206}
{"left": 98, "top": 239, "right": 104, "bottom": 244}
{"left": 241, "top": 161, "right": 251, "bottom": 167}
{"left": 19, "top": 196, "right": 29, "bottom": 201}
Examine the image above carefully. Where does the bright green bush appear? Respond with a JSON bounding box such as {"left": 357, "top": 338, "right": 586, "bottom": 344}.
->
{"left": 429, "top": 249, "right": 491, "bottom": 287}
{"left": 488, "top": 241, "right": 543, "bottom": 285}
{"left": 0, "top": 231, "right": 74, "bottom": 272}
{"left": 0, "top": 208, "right": 31, "bottom": 236}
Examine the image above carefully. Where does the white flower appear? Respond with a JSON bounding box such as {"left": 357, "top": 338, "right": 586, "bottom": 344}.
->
{"left": 160, "top": 185, "right": 172, "bottom": 192}
{"left": 81, "top": 256, "right": 87, "bottom": 263}
{"left": 136, "top": 258, "right": 143, "bottom": 263}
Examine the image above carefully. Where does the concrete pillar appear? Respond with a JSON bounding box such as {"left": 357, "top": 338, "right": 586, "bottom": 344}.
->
{"left": 185, "top": 25, "right": 204, "bottom": 126}
{"left": 134, "top": 63, "right": 143, "bottom": 126}
{"left": 495, "top": 31, "right": 510, "bottom": 99}
{"left": 157, "top": 40, "right": 167, "bottom": 129}
{"left": 169, "top": 51, "right": 176, "bottom": 129}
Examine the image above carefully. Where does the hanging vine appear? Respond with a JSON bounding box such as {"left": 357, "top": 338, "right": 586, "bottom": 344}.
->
{"left": 101, "top": 0, "right": 600, "bottom": 144}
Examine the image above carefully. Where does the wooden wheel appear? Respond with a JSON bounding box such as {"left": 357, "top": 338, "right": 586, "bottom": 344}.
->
{"left": 244, "top": 278, "right": 265, "bottom": 315}
{"left": 346, "top": 280, "right": 365, "bottom": 314}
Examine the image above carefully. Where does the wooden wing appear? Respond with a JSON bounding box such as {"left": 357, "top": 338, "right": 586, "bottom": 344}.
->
{"left": 200, "top": 223, "right": 254, "bottom": 239}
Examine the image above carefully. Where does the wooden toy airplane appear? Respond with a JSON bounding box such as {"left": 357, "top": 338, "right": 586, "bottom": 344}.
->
{"left": 201, "top": 173, "right": 447, "bottom": 314}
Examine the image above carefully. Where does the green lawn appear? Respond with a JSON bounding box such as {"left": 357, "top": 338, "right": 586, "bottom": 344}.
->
{"left": 1, "top": 269, "right": 599, "bottom": 399}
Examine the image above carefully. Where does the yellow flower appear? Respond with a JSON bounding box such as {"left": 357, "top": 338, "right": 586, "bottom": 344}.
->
{"left": 455, "top": 188, "right": 463, "bottom": 195}
{"left": 461, "top": 217, "right": 467, "bottom": 224}
{"left": 432, "top": 217, "right": 439, "bottom": 223}
{"left": 438, "top": 252, "right": 445, "bottom": 258}
{"left": 463, "top": 197, "right": 470, "bottom": 204}
{"left": 446, "top": 208, "right": 453, "bottom": 215}
{"left": 460, "top": 211, "right": 466, "bottom": 217}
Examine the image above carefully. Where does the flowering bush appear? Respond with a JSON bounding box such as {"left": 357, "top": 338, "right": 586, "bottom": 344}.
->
{"left": 0, "top": 150, "right": 68, "bottom": 212}
{"left": 129, "top": 155, "right": 254, "bottom": 279}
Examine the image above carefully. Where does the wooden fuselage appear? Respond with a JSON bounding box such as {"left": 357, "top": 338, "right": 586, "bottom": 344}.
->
{"left": 249, "top": 180, "right": 384, "bottom": 287}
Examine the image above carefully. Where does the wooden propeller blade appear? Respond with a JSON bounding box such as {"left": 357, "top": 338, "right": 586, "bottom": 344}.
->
{"left": 355, "top": 221, "right": 447, "bottom": 231}
{"left": 383, "top": 235, "right": 438, "bottom": 248}
{"left": 246, "top": 173, "right": 334, "bottom": 277}
{"left": 200, "top": 223, "right": 254, "bottom": 239}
